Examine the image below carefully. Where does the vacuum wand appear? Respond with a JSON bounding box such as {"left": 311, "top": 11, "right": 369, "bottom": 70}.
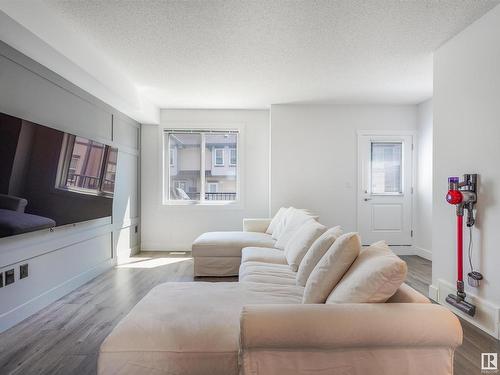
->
{"left": 457, "top": 215, "right": 463, "bottom": 284}
{"left": 445, "top": 174, "right": 478, "bottom": 317}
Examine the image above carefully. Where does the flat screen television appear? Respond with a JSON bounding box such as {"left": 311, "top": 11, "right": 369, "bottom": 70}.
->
{"left": 0, "top": 111, "right": 117, "bottom": 238}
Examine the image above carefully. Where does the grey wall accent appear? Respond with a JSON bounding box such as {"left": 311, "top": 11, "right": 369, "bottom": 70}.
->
{"left": 0, "top": 40, "right": 141, "bottom": 333}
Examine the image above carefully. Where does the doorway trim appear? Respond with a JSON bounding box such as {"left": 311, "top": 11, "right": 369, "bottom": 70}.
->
{"left": 356, "top": 129, "right": 417, "bottom": 246}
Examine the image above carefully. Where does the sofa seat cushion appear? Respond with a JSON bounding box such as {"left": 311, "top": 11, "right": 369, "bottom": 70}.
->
{"left": 98, "top": 282, "right": 303, "bottom": 375}
{"left": 239, "top": 262, "right": 296, "bottom": 280}
{"left": 241, "top": 247, "right": 287, "bottom": 265}
{"left": 240, "top": 274, "right": 297, "bottom": 285}
{"left": 192, "top": 231, "right": 276, "bottom": 257}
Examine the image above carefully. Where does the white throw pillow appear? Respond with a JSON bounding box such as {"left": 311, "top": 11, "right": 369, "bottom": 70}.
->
{"left": 271, "top": 207, "right": 292, "bottom": 240}
{"left": 326, "top": 240, "right": 407, "bottom": 304}
{"left": 296, "top": 226, "right": 343, "bottom": 286}
{"left": 274, "top": 208, "right": 315, "bottom": 249}
{"left": 266, "top": 207, "right": 288, "bottom": 235}
{"left": 284, "top": 220, "right": 326, "bottom": 271}
{"left": 302, "top": 232, "right": 361, "bottom": 304}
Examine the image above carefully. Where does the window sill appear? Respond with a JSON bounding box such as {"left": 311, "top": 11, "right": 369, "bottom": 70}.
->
{"left": 162, "top": 200, "right": 243, "bottom": 209}
{"left": 370, "top": 192, "right": 404, "bottom": 196}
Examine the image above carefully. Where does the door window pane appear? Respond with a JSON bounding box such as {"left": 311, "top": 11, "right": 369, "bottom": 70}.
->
{"left": 169, "top": 133, "right": 201, "bottom": 200}
{"left": 371, "top": 142, "right": 402, "bottom": 194}
{"left": 205, "top": 133, "right": 237, "bottom": 201}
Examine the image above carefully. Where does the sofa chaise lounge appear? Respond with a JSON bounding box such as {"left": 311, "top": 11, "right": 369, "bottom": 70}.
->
{"left": 192, "top": 208, "right": 316, "bottom": 276}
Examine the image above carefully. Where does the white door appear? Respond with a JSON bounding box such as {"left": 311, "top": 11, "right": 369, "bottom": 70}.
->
{"left": 357, "top": 134, "right": 413, "bottom": 245}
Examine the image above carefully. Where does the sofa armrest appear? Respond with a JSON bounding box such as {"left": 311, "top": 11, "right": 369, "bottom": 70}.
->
{"left": 243, "top": 218, "right": 272, "bottom": 233}
{"left": 240, "top": 303, "right": 462, "bottom": 350}
{"left": 0, "top": 194, "right": 28, "bottom": 212}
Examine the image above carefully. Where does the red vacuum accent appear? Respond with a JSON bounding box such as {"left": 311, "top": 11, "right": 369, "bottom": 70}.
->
{"left": 457, "top": 215, "right": 463, "bottom": 282}
{"left": 446, "top": 189, "right": 462, "bottom": 205}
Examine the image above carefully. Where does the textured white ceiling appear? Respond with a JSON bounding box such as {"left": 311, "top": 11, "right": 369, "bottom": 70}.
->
{"left": 41, "top": 0, "right": 499, "bottom": 109}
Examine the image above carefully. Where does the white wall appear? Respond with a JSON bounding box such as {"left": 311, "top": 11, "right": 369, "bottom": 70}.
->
{"left": 270, "top": 104, "right": 417, "bottom": 231}
{"left": 414, "top": 99, "right": 433, "bottom": 260}
{"left": 0, "top": 41, "right": 140, "bottom": 333}
{"left": 432, "top": 4, "right": 500, "bottom": 338}
{"left": 0, "top": 7, "right": 159, "bottom": 124}
{"left": 141, "top": 109, "right": 269, "bottom": 251}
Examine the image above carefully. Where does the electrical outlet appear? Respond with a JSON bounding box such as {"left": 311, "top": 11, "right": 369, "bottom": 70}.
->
{"left": 0, "top": 272, "right": 3, "bottom": 288}
{"left": 20, "top": 264, "right": 28, "bottom": 279}
{"left": 5, "top": 269, "right": 14, "bottom": 285}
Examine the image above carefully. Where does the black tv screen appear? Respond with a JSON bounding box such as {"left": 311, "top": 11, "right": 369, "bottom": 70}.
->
{"left": 0, "top": 112, "right": 117, "bottom": 238}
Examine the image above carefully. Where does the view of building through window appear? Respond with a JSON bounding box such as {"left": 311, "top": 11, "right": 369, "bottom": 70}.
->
{"left": 370, "top": 142, "right": 402, "bottom": 194}
{"left": 167, "top": 131, "right": 238, "bottom": 202}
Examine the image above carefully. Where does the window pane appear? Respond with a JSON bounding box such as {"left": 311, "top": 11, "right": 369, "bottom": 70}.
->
{"left": 205, "top": 133, "right": 237, "bottom": 201}
{"left": 64, "top": 136, "right": 105, "bottom": 191}
{"left": 214, "top": 149, "right": 224, "bottom": 166}
{"left": 102, "top": 147, "right": 118, "bottom": 194}
{"left": 230, "top": 148, "right": 237, "bottom": 165}
{"left": 371, "top": 142, "right": 402, "bottom": 194}
{"left": 169, "top": 133, "right": 201, "bottom": 200}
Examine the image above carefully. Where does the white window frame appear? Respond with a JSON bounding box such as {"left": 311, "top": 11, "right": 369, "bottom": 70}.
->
{"left": 169, "top": 148, "right": 175, "bottom": 167}
{"left": 213, "top": 148, "right": 225, "bottom": 167}
{"left": 162, "top": 127, "right": 242, "bottom": 207}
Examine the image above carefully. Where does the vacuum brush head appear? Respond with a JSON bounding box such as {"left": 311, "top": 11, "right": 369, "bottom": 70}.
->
{"left": 446, "top": 293, "right": 476, "bottom": 317}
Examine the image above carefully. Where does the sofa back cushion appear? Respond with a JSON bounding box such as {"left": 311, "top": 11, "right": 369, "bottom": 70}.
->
{"left": 284, "top": 220, "right": 326, "bottom": 271}
{"left": 296, "top": 226, "right": 343, "bottom": 286}
{"left": 266, "top": 207, "right": 287, "bottom": 235}
{"left": 271, "top": 207, "right": 292, "bottom": 240}
{"left": 326, "top": 240, "right": 407, "bottom": 304}
{"left": 274, "top": 208, "right": 316, "bottom": 249}
{"left": 302, "top": 232, "right": 361, "bottom": 304}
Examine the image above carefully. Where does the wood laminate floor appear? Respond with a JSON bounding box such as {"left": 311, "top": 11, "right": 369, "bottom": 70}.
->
{"left": 0, "top": 253, "right": 498, "bottom": 375}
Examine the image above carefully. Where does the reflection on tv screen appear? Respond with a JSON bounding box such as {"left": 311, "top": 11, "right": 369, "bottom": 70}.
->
{"left": 0, "top": 112, "right": 117, "bottom": 238}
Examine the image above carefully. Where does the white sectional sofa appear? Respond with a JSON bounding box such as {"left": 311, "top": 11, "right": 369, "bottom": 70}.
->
{"left": 99, "top": 208, "right": 463, "bottom": 375}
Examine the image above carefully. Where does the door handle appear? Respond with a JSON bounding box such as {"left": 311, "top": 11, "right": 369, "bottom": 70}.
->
{"left": 364, "top": 198, "right": 372, "bottom": 201}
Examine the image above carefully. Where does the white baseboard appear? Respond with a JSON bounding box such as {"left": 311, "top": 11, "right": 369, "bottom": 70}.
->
{"left": 0, "top": 258, "right": 114, "bottom": 334}
{"left": 390, "top": 246, "right": 432, "bottom": 260}
{"left": 434, "top": 278, "right": 500, "bottom": 340}
{"left": 116, "top": 245, "right": 140, "bottom": 258}
{"left": 389, "top": 246, "right": 415, "bottom": 256}
{"left": 140, "top": 242, "right": 191, "bottom": 252}
{"left": 428, "top": 284, "right": 439, "bottom": 302}
{"left": 413, "top": 246, "right": 432, "bottom": 260}
{"left": 130, "top": 245, "right": 140, "bottom": 256}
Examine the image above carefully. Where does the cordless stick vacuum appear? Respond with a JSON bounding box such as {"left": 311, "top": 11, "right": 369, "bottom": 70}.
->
{"left": 445, "top": 174, "right": 482, "bottom": 317}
